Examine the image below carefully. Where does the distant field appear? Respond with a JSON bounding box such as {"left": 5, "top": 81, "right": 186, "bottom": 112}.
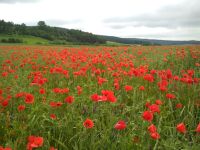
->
{"left": 0, "top": 45, "right": 200, "bottom": 150}
{"left": 0, "top": 34, "right": 50, "bottom": 45}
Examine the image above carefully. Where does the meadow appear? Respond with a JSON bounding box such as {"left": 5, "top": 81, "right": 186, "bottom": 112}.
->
{"left": 0, "top": 45, "right": 200, "bottom": 150}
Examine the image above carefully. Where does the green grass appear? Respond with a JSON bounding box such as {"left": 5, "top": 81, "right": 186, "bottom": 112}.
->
{"left": 0, "top": 34, "right": 50, "bottom": 45}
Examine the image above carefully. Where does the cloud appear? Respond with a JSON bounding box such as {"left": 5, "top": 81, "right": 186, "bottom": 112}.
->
{"left": 46, "top": 19, "right": 82, "bottom": 27}
{"left": 0, "top": 0, "right": 40, "bottom": 3}
{"left": 104, "top": 0, "right": 200, "bottom": 29}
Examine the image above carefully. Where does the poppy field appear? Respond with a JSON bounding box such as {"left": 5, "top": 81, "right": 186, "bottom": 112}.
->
{"left": 0, "top": 45, "right": 200, "bottom": 150}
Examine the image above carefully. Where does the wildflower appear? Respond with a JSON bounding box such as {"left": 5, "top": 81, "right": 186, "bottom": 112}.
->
{"left": 124, "top": 85, "right": 133, "bottom": 92}
{"left": 39, "top": 88, "right": 45, "bottom": 94}
{"left": 145, "top": 101, "right": 151, "bottom": 108}
{"left": 155, "top": 99, "right": 163, "bottom": 105}
{"left": 195, "top": 123, "right": 200, "bottom": 133}
{"left": 148, "top": 124, "right": 157, "bottom": 133}
{"left": 139, "top": 86, "right": 145, "bottom": 91}
{"left": 150, "top": 132, "right": 160, "bottom": 140}
{"left": 65, "top": 96, "right": 74, "bottom": 104}
{"left": 27, "top": 135, "right": 44, "bottom": 150}
{"left": 176, "top": 103, "right": 183, "bottom": 109}
{"left": 25, "top": 93, "right": 34, "bottom": 104}
{"left": 1, "top": 100, "right": 9, "bottom": 107}
{"left": 149, "top": 104, "right": 160, "bottom": 114}
{"left": 83, "top": 118, "right": 94, "bottom": 128}
{"left": 176, "top": 123, "right": 186, "bottom": 133}
{"left": 142, "top": 111, "right": 153, "bottom": 122}
{"left": 114, "top": 120, "right": 127, "bottom": 130}
{"left": 77, "top": 86, "right": 82, "bottom": 95}
{"left": 166, "top": 93, "right": 176, "bottom": 99}
{"left": 18, "top": 105, "right": 26, "bottom": 111}
{"left": 50, "top": 114, "right": 57, "bottom": 120}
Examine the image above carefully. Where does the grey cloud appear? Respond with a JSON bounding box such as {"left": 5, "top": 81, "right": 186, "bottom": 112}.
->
{"left": 124, "top": 28, "right": 200, "bottom": 41}
{"left": 0, "top": 0, "right": 40, "bottom": 3}
{"left": 104, "top": 0, "right": 200, "bottom": 29}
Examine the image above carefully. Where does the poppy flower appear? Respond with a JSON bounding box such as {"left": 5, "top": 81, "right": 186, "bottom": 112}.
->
{"left": 176, "top": 123, "right": 186, "bottom": 133}
{"left": 65, "top": 96, "right": 74, "bottom": 104}
{"left": 166, "top": 93, "right": 176, "bottom": 99}
{"left": 195, "top": 123, "right": 200, "bottom": 133}
{"left": 148, "top": 124, "right": 157, "bottom": 133}
{"left": 149, "top": 104, "right": 160, "bottom": 114}
{"left": 18, "top": 105, "right": 25, "bottom": 111}
{"left": 50, "top": 114, "right": 57, "bottom": 120}
{"left": 142, "top": 111, "right": 153, "bottom": 122}
{"left": 76, "top": 86, "right": 82, "bottom": 95}
{"left": 0, "top": 89, "right": 3, "bottom": 95}
{"left": 176, "top": 103, "right": 183, "bottom": 109}
{"left": 145, "top": 101, "right": 151, "bottom": 108}
{"left": 27, "top": 135, "right": 44, "bottom": 150}
{"left": 114, "top": 120, "right": 127, "bottom": 130}
{"left": 39, "top": 88, "right": 45, "bottom": 94}
{"left": 155, "top": 100, "right": 163, "bottom": 105}
{"left": 124, "top": 85, "right": 133, "bottom": 92}
{"left": 0, "top": 146, "right": 12, "bottom": 150}
{"left": 139, "top": 86, "right": 145, "bottom": 91}
{"left": 49, "top": 147, "right": 57, "bottom": 150}
{"left": 1, "top": 100, "right": 9, "bottom": 107}
{"left": 83, "top": 118, "right": 94, "bottom": 128}
{"left": 25, "top": 93, "right": 34, "bottom": 104}
{"left": 150, "top": 132, "right": 160, "bottom": 140}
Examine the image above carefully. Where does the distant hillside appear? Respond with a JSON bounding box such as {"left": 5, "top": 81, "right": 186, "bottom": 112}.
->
{"left": 100, "top": 35, "right": 200, "bottom": 45}
{"left": 1, "top": 20, "right": 200, "bottom": 45}
{"left": 0, "top": 20, "right": 105, "bottom": 44}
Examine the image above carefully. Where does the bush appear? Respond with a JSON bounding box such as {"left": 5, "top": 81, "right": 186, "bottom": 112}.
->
{"left": 1, "top": 38, "right": 23, "bottom": 43}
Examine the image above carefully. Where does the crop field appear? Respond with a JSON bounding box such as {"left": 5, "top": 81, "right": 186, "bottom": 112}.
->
{"left": 0, "top": 45, "right": 200, "bottom": 150}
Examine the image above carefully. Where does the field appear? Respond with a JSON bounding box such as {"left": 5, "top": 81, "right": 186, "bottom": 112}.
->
{"left": 0, "top": 45, "right": 200, "bottom": 150}
{"left": 0, "top": 35, "right": 50, "bottom": 45}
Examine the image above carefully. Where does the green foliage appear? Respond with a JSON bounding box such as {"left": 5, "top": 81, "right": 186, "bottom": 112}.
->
{"left": 1, "top": 38, "right": 23, "bottom": 43}
{"left": 0, "top": 20, "right": 106, "bottom": 44}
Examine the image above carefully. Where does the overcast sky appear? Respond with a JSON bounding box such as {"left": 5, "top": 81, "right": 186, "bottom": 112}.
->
{"left": 0, "top": 0, "right": 200, "bottom": 40}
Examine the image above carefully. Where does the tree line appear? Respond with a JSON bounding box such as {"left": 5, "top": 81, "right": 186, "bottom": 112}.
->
{"left": 0, "top": 20, "right": 106, "bottom": 44}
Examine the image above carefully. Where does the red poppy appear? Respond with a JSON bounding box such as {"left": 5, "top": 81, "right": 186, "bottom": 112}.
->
{"left": 145, "top": 101, "right": 151, "bottom": 108}
{"left": 76, "top": 86, "right": 82, "bottom": 95}
{"left": 124, "top": 85, "right": 133, "bottom": 92}
{"left": 166, "top": 93, "right": 176, "bottom": 99}
{"left": 150, "top": 132, "right": 160, "bottom": 140}
{"left": 1, "top": 100, "right": 9, "bottom": 107}
{"left": 2, "top": 72, "right": 8, "bottom": 77}
{"left": 27, "top": 135, "right": 44, "bottom": 150}
{"left": 142, "top": 111, "right": 153, "bottom": 122}
{"left": 139, "top": 86, "right": 145, "bottom": 91}
{"left": 148, "top": 124, "right": 157, "bottom": 133}
{"left": 143, "top": 74, "right": 154, "bottom": 82}
{"left": 0, "top": 146, "right": 12, "bottom": 150}
{"left": 25, "top": 93, "right": 34, "bottom": 104}
{"left": 39, "top": 88, "right": 45, "bottom": 94}
{"left": 149, "top": 104, "right": 160, "bottom": 114}
{"left": 155, "top": 100, "right": 163, "bottom": 105}
{"left": 0, "top": 89, "right": 3, "bottom": 95}
{"left": 50, "top": 114, "right": 57, "bottom": 120}
{"left": 18, "top": 105, "right": 26, "bottom": 111}
{"left": 49, "top": 147, "right": 58, "bottom": 150}
{"left": 114, "top": 120, "right": 127, "bottom": 130}
{"left": 65, "top": 96, "right": 74, "bottom": 104}
{"left": 176, "top": 103, "right": 183, "bottom": 109}
{"left": 176, "top": 123, "right": 186, "bottom": 133}
{"left": 83, "top": 118, "right": 94, "bottom": 128}
{"left": 195, "top": 123, "right": 200, "bottom": 133}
